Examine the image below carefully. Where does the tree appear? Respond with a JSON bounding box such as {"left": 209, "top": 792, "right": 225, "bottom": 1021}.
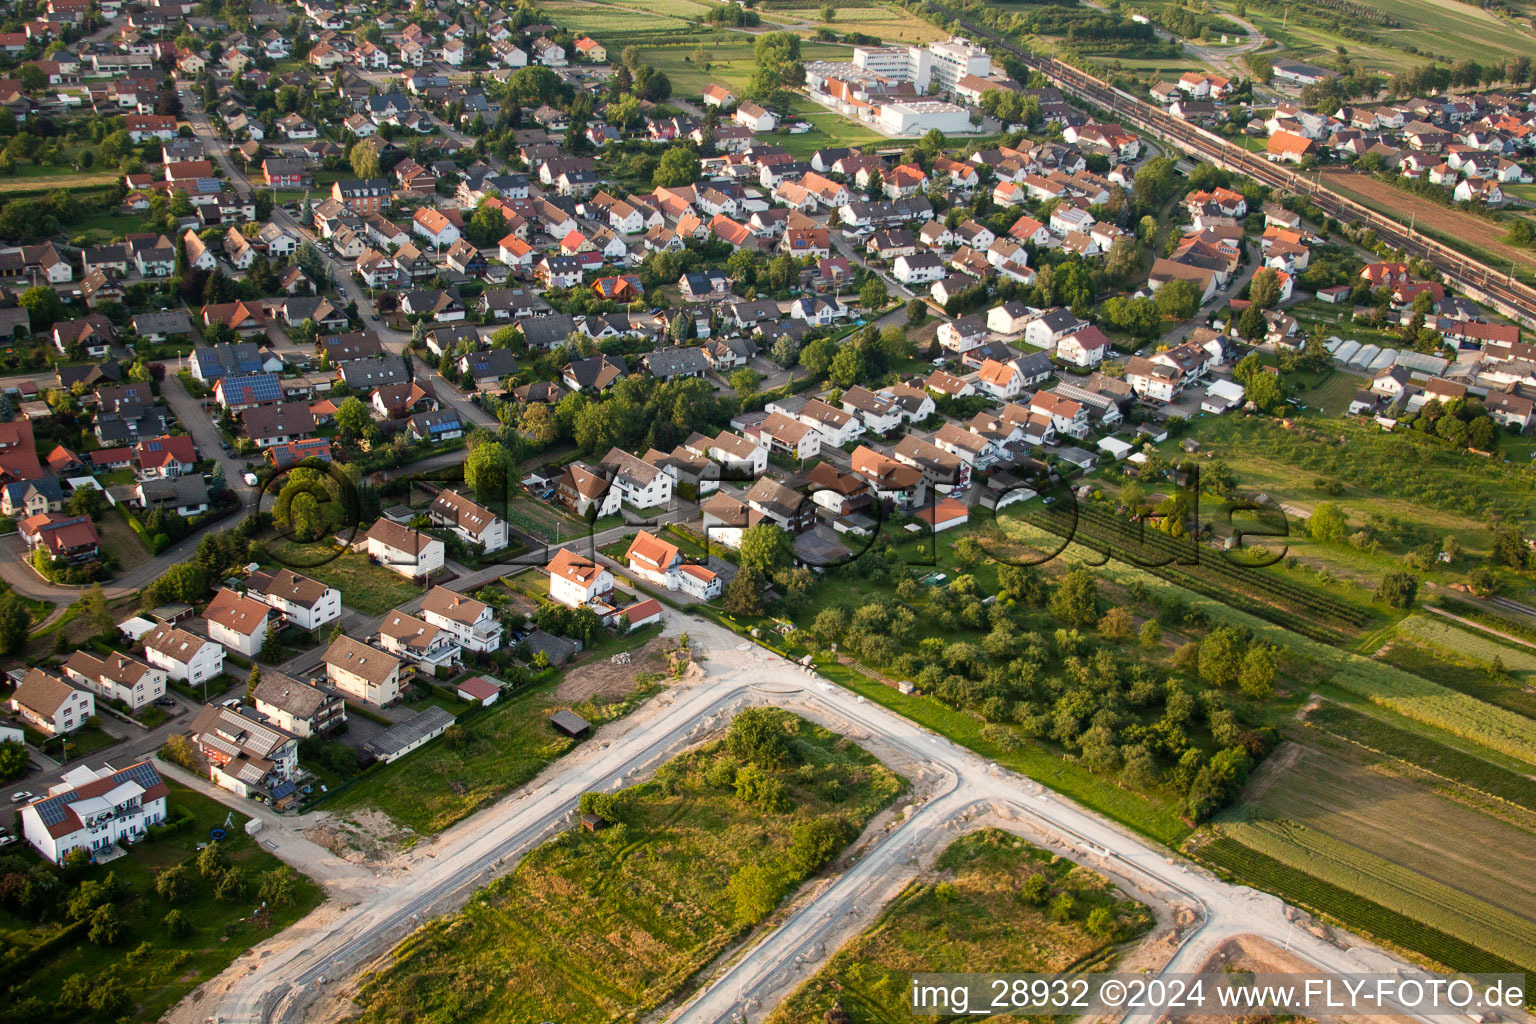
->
{"left": 733, "top": 762, "right": 789, "bottom": 811}
{"left": 1048, "top": 568, "right": 1099, "bottom": 628}
{"left": 828, "top": 345, "right": 864, "bottom": 388}
{"left": 1086, "top": 906, "right": 1117, "bottom": 939}
{"left": 1244, "top": 368, "right": 1284, "bottom": 414}
{"left": 786, "top": 817, "right": 852, "bottom": 873}
{"left": 162, "top": 908, "right": 191, "bottom": 937}
{"left": 335, "top": 395, "right": 370, "bottom": 438}
{"left": 215, "top": 867, "right": 247, "bottom": 901}
{"left": 723, "top": 565, "right": 765, "bottom": 615}
{"left": 245, "top": 665, "right": 262, "bottom": 701}
{"left": 1376, "top": 571, "right": 1418, "bottom": 609}
{"left": 155, "top": 864, "right": 193, "bottom": 903}
{"left": 907, "top": 297, "right": 928, "bottom": 324}
{"left": 0, "top": 591, "right": 29, "bottom": 655}
{"left": 739, "top": 523, "right": 791, "bottom": 573}
{"left": 727, "top": 864, "right": 782, "bottom": 923}
{"left": 1307, "top": 502, "right": 1348, "bottom": 542}
{"left": 653, "top": 147, "right": 701, "bottom": 188}
{"left": 1139, "top": 619, "right": 1162, "bottom": 649}
{"left": 1490, "top": 527, "right": 1529, "bottom": 568}
{"left": 161, "top": 733, "right": 199, "bottom": 769}
{"left": 1237, "top": 643, "right": 1277, "bottom": 699}
{"left": 1237, "top": 303, "right": 1267, "bottom": 341}
{"left": 1098, "top": 606, "right": 1135, "bottom": 641}
{"left": 0, "top": 739, "right": 26, "bottom": 781}
{"left": 89, "top": 904, "right": 123, "bottom": 946}
{"left": 800, "top": 336, "right": 837, "bottom": 376}
{"left": 197, "top": 841, "right": 230, "bottom": 879}
{"left": 259, "top": 867, "right": 298, "bottom": 906}
{"left": 726, "top": 706, "right": 794, "bottom": 767}
{"left": 464, "top": 439, "right": 513, "bottom": 506}
{"left": 1153, "top": 279, "right": 1201, "bottom": 320}
{"left": 1248, "top": 268, "right": 1282, "bottom": 309}
{"left": 18, "top": 285, "right": 63, "bottom": 330}
{"left": 1198, "top": 626, "right": 1245, "bottom": 688}
{"left": 859, "top": 277, "right": 888, "bottom": 310}
{"left": 729, "top": 367, "right": 762, "bottom": 400}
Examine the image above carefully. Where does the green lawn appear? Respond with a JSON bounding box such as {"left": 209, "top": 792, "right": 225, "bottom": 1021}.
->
{"left": 97, "top": 506, "right": 153, "bottom": 572}
{"left": 351, "top": 709, "right": 905, "bottom": 1024}
{"left": 258, "top": 539, "right": 425, "bottom": 615}
{"left": 0, "top": 783, "right": 323, "bottom": 1023}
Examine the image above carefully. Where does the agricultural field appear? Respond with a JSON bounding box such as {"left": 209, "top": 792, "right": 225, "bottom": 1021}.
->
{"left": 643, "top": 38, "right": 851, "bottom": 98}
{"left": 1394, "top": 614, "right": 1536, "bottom": 677}
{"left": 802, "top": 3, "right": 948, "bottom": 43}
{"left": 1208, "top": 736, "right": 1536, "bottom": 972}
{"left": 1319, "top": 169, "right": 1536, "bottom": 275}
{"left": 324, "top": 630, "right": 669, "bottom": 835}
{"left": 1377, "top": 640, "right": 1536, "bottom": 721}
{"left": 1305, "top": 702, "right": 1536, "bottom": 810}
{"left": 1212, "top": 0, "right": 1536, "bottom": 72}
{"left": 1195, "top": 836, "right": 1527, "bottom": 974}
{"left": 1170, "top": 413, "right": 1536, "bottom": 562}
{"left": 999, "top": 498, "right": 1382, "bottom": 645}
{"left": 350, "top": 710, "right": 904, "bottom": 1024}
{"left": 0, "top": 785, "right": 323, "bottom": 1022}
{"left": 764, "top": 829, "right": 1153, "bottom": 1024}
{"left": 541, "top": 0, "right": 696, "bottom": 35}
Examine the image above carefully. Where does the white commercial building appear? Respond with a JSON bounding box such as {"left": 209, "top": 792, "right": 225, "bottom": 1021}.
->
{"left": 852, "top": 44, "right": 932, "bottom": 92}
{"left": 927, "top": 37, "right": 989, "bottom": 93}
{"left": 878, "top": 100, "right": 972, "bottom": 137}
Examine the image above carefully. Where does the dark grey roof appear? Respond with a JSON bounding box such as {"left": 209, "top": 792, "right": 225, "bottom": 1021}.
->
{"left": 363, "top": 706, "right": 456, "bottom": 760}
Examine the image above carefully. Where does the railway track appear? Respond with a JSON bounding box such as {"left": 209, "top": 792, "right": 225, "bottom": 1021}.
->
{"left": 932, "top": 6, "right": 1536, "bottom": 327}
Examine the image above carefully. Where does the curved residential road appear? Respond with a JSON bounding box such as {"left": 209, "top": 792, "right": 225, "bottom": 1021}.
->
{"left": 199, "top": 614, "right": 1454, "bottom": 1024}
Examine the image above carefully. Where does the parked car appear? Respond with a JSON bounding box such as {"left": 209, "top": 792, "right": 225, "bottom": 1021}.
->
{"left": 9, "top": 791, "right": 33, "bottom": 803}
{"left": 154, "top": 697, "right": 177, "bottom": 708}
{"left": 0, "top": 835, "right": 16, "bottom": 848}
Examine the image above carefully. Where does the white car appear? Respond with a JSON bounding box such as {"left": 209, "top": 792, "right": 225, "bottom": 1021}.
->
{"left": 0, "top": 835, "right": 16, "bottom": 848}
{"left": 9, "top": 790, "right": 33, "bottom": 803}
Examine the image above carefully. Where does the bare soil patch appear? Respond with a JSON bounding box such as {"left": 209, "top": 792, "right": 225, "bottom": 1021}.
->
{"left": 1319, "top": 169, "right": 1536, "bottom": 273}
{"left": 1175, "top": 934, "right": 1419, "bottom": 1024}
{"left": 556, "top": 635, "right": 686, "bottom": 702}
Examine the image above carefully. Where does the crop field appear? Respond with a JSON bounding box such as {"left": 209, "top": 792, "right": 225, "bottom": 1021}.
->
{"left": 1214, "top": 738, "right": 1536, "bottom": 971}
{"left": 1378, "top": 641, "right": 1536, "bottom": 721}
{"left": 1320, "top": 169, "right": 1536, "bottom": 275}
{"left": 765, "top": 829, "right": 1153, "bottom": 1024}
{"left": 999, "top": 502, "right": 1379, "bottom": 644}
{"left": 1325, "top": 0, "right": 1536, "bottom": 63}
{"left": 641, "top": 38, "right": 852, "bottom": 98}
{"left": 1175, "top": 415, "right": 1536, "bottom": 557}
{"left": 1218, "top": 0, "right": 1536, "bottom": 72}
{"left": 1211, "top": 816, "right": 1536, "bottom": 970}
{"left": 810, "top": 4, "right": 948, "bottom": 43}
{"left": 1195, "top": 836, "right": 1528, "bottom": 974}
{"left": 1394, "top": 614, "right": 1536, "bottom": 676}
{"left": 1305, "top": 702, "right": 1536, "bottom": 810}
{"left": 1323, "top": 653, "right": 1536, "bottom": 766}
{"left": 352, "top": 711, "right": 904, "bottom": 1024}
